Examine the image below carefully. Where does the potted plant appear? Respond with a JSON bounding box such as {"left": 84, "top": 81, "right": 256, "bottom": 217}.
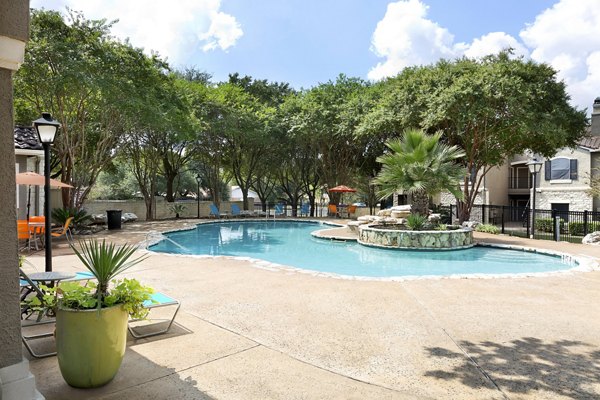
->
{"left": 28, "top": 239, "right": 153, "bottom": 388}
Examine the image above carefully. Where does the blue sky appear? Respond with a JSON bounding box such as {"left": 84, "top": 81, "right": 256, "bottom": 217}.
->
{"left": 178, "top": 0, "right": 557, "bottom": 87}
{"left": 32, "top": 0, "right": 599, "bottom": 111}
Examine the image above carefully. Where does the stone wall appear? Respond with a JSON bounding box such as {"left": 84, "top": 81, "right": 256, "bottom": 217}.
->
{"left": 536, "top": 188, "right": 594, "bottom": 212}
{"left": 358, "top": 225, "right": 474, "bottom": 250}
{"left": 440, "top": 190, "right": 484, "bottom": 206}
{"left": 82, "top": 198, "right": 253, "bottom": 220}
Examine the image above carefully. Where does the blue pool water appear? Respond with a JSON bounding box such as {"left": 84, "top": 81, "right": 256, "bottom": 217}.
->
{"left": 149, "top": 221, "right": 573, "bottom": 278}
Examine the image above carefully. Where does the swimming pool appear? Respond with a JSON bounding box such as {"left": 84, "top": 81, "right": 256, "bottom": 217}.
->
{"left": 149, "top": 221, "right": 575, "bottom": 278}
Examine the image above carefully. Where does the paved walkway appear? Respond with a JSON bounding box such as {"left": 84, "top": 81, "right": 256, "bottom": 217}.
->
{"left": 24, "top": 218, "right": 600, "bottom": 399}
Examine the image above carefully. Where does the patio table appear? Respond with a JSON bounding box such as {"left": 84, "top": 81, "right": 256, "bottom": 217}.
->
{"left": 28, "top": 271, "right": 76, "bottom": 287}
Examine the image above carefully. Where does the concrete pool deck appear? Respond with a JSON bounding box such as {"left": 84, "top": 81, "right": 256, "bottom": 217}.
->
{"left": 24, "top": 218, "right": 600, "bottom": 399}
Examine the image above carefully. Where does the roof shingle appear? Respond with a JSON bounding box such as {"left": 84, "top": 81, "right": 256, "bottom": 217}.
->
{"left": 14, "top": 126, "right": 42, "bottom": 150}
{"left": 578, "top": 136, "right": 600, "bottom": 150}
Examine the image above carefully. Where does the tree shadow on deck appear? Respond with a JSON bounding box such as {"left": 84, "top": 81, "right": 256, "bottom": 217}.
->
{"left": 425, "top": 337, "right": 600, "bottom": 399}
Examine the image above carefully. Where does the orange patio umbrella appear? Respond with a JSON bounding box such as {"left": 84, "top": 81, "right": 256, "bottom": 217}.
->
{"left": 328, "top": 185, "right": 357, "bottom": 205}
{"left": 16, "top": 172, "right": 72, "bottom": 220}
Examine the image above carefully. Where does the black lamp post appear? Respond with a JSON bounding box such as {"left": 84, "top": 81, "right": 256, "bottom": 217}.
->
{"left": 195, "top": 174, "right": 202, "bottom": 219}
{"left": 527, "top": 158, "right": 543, "bottom": 239}
{"left": 33, "top": 113, "right": 60, "bottom": 272}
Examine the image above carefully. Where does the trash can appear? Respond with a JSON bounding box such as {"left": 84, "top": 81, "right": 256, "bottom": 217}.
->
{"left": 106, "top": 209, "right": 122, "bottom": 230}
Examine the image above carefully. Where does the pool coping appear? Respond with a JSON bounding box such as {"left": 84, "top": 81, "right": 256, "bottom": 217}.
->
{"left": 140, "top": 219, "right": 600, "bottom": 282}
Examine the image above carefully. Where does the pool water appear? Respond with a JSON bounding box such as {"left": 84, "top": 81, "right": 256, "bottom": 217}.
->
{"left": 149, "top": 221, "right": 573, "bottom": 278}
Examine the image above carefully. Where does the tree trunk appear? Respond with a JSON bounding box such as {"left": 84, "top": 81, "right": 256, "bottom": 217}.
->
{"left": 307, "top": 193, "right": 315, "bottom": 217}
{"left": 165, "top": 172, "right": 176, "bottom": 202}
{"left": 411, "top": 190, "right": 429, "bottom": 216}
{"left": 290, "top": 199, "right": 299, "bottom": 217}
{"left": 242, "top": 187, "right": 249, "bottom": 210}
{"left": 456, "top": 200, "right": 470, "bottom": 224}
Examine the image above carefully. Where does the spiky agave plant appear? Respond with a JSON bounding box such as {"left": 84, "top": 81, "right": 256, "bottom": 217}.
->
{"left": 71, "top": 239, "right": 148, "bottom": 303}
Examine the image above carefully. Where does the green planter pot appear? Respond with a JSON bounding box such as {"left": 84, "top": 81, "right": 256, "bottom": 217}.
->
{"left": 56, "top": 304, "right": 128, "bottom": 388}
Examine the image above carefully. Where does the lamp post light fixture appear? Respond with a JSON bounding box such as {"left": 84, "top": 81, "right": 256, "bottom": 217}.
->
{"left": 195, "top": 174, "right": 202, "bottom": 219}
{"left": 527, "top": 158, "right": 543, "bottom": 239}
{"left": 33, "top": 112, "right": 60, "bottom": 272}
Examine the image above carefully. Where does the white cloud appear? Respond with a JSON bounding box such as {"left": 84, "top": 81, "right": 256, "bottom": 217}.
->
{"left": 368, "top": 0, "right": 525, "bottom": 81}
{"left": 462, "top": 32, "right": 529, "bottom": 59}
{"left": 369, "top": 0, "right": 600, "bottom": 111}
{"left": 368, "top": 0, "right": 456, "bottom": 80}
{"left": 199, "top": 11, "right": 243, "bottom": 52}
{"left": 31, "top": 0, "right": 243, "bottom": 63}
{"left": 520, "top": 0, "right": 600, "bottom": 111}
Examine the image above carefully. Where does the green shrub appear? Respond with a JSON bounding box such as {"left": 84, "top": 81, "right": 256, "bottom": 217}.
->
{"left": 435, "top": 224, "right": 447, "bottom": 231}
{"left": 535, "top": 218, "right": 553, "bottom": 233}
{"left": 535, "top": 218, "right": 566, "bottom": 233}
{"left": 406, "top": 214, "right": 427, "bottom": 230}
{"left": 568, "top": 221, "right": 600, "bottom": 236}
{"left": 51, "top": 207, "right": 92, "bottom": 229}
{"left": 475, "top": 224, "right": 500, "bottom": 234}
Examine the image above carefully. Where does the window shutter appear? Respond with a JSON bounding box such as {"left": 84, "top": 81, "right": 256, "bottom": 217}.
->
{"left": 544, "top": 161, "right": 551, "bottom": 181}
{"left": 570, "top": 159, "right": 578, "bottom": 180}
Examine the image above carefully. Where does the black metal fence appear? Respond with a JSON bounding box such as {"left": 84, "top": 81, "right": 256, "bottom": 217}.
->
{"left": 441, "top": 204, "right": 600, "bottom": 243}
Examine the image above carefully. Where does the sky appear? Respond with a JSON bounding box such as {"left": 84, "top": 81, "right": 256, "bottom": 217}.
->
{"left": 32, "top": 0, "right": 600, "bottom": 113}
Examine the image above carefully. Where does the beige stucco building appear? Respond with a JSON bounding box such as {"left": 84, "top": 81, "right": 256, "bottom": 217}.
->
{"left": 439, "top": 98, "right": 600, "bottom": 214}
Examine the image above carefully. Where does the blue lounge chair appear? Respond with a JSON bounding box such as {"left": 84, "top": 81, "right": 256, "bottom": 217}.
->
{"left": 299, "top": 203, "right": 310, "bottom": 217}
{"left": 274, "top": 204, "right": 285, "bottom": 218}
{"left": 209, "top": 204, "right": 228, "bottom": 219}
{"left": 231, "top": 204, "right": 242, "bottom": 218}
{"left": 20, "top": 270, "right": 95, "bottom": 300}
{"left": 20, "top": 268, "right": 57, "bottom": 358}
{"left": 128, "top": 292, "right": 181, "bottom": 339}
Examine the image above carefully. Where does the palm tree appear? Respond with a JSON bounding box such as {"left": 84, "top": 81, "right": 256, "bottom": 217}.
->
{"left": 374, "top": 129, "right": 465, "bottom": 216}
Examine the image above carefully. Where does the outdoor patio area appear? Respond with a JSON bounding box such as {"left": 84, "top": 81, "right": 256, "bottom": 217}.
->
{"left": 21, "top": 219, "right": 600, "bottom": 399}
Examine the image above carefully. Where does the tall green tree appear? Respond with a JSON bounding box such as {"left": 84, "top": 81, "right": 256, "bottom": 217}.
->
{"left": 15, "top": 9, "right": 169, "bottom": 208}
{"left": 361, "top": 52, "right": 587, "bottom": 221}
{"left": 289, "top": 75, "right": 370, "bottom": 204}
{"left": 159, "top": 76, "right": 198, "bottom": 202}
{"left": 226, "top": 74, "right": 293, "bottom": 210}
{"left": 186, "top": 82, "right": 229, "bottom": 207}
{"left": 375, "top": 129, "right": 465, "bottom": 216}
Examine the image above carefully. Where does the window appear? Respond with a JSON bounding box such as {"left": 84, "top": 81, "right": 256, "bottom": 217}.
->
{"left": 545, "top": 158, "right": 577, "bottom": 181}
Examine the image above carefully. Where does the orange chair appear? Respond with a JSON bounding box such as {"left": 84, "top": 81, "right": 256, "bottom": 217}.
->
{"left": 17, "top": 220, "right": 36, "bottom": 252}
{"left": 29, "top": 216, "right": 45, "bottom": 236}
{"left": 51, "top": 217, "right": 74, "bottom": 242}
{"left": 347, "top": 205, "right": 357, "bottom": 216}
{"left": 327, "top": 204, "right": 338, "bottom": 217}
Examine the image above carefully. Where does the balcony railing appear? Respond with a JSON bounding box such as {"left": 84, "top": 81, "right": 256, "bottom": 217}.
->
{"left": 508, "top": 176, "right": 531, "bottom": 189}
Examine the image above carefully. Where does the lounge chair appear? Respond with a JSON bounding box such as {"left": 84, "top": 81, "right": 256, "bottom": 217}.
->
{"left": 20, "top": 271, "right": 95, "bottom": 293}
{"left": 51, "top": 216, "right": 73, "bottom": 242}
{"left": 19, "top": 268, "right": 58, "bottom": 358}
{"left": 231, "top": 204, "right": 243, "bottom": 218}
{"left": 299, "top": 203, "right": 310, "bottom": 217}
{"left": 209, "top": 204, "right": 228, "bottom": 219}
{"left": 20, "top": 268, "right": 180, "bottom": 355}
{"left": 274, "top": 204, "right": 285, "bottom": 218}
{"left": 128, "top": 292, "right": 180, "bottom": 339}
